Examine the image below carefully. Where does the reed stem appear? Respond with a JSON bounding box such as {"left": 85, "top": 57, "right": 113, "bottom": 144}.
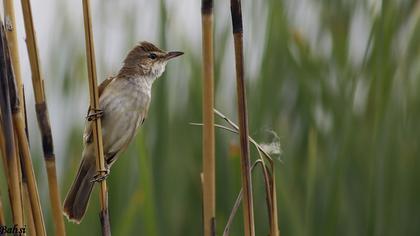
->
{"left": 22, "top": 174, "right": 37, "bottom": 236}
{"left": 82, "top": 0, "right": 111, "bottom": 235}
{"left": 229, "top": 0, "right": 255, "bottom": 235}
{"left": 201, "top": 0, "right": 216, "bottom": 235}
{"left": 4, "top": 1, "right": 36, "bottom": 233}
{"left": 20, "top": 88, "right": 37, "bottom": 236}
{"left": 20, "top": 0, "right": 66, "bottom": 234}
{"left": 13, "top": 72, "right": 46, "bottom": 236}
{"left": 210, "top": 109, "right": 279, "bottom": 235}
{"left": 3, "top": 0, "right": 23, "bottom": 102}
{"left": 223, "top": 161, "right": 260, "bottom": 236}
{"left": 2, "top": 13, "right": 46, "bottom": 235}
{"left": 0, "top": 20, "right": 24, "bottom": 230}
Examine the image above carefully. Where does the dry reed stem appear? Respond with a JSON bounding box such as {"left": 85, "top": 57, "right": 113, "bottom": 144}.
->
{"left": 222, "top": 160, "right": 274, "bottom": 236}
{"left": 0, "top": 21, "right": 24, "bottom": 229}
{"left": 217, "top": 109, "right": 280, "bottom": 235}
{"left": 22, "top": 174, "right": 37, "bottom": 236}
{"left": 3, "top": 0, "right": 23, "bottom": 102}
{"left": 223, "top": 161, "right": 260, "bottom": 236}
{"left": 229, "top": 1, "right": 255, "bottom": 232}
{"left": 201, "top": 0, "right": 216, "bottom": 235}
{"left": 256, "top": 150, "right": 274, "bottom": 228}
{"left": 196, "top": 109, "right": 280, "bottom": 235}
{"left": 223, "top": 189, "right": 242, "bottom": 236}
{"left": 213, "top": 109, "right": 276, "bottom": 164}
{"left": 20, "top": 90, "right": 37, "bottom": 236}
{"left": 14, "top": 134, "right": 24, "bottom": 221}
{"left": 82, "top": 0, "right": 111, "bottom": 235}
{"left": 4, "top": 0, "right": 36, "bottom": 232}
{"left": 191, "top": 121, "right": 271, "bottom": 164}
{"left": 19, "top": 0, "right": 66, "bottom": 234}
{"left": 13, "top": 91, "right": 46, "bottom": 236}
{"left": 214, "top": 110, "right": 280, "bottom": 235}
{"left": 19, "top": 0, "right": 43, "bottom": 101}
{"left": 2, "top": 13, "right": 46, "bottom": 234}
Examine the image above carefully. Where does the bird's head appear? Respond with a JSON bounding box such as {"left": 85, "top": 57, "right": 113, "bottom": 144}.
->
{"left": 121, "top": 41, "right": 183, "bottom": 79}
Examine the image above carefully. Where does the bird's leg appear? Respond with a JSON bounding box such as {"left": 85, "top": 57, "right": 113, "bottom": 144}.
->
{"left": 86, "top": 108, "right": 104, "bottom": 121}
{"left": 87, "top": 107, "right": 107, "bottom": 183}
{"left": 90, "top": 166, "right": 110, "bottom": 183}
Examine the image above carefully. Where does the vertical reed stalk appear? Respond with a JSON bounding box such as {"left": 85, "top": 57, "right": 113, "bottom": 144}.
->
{"left": 20, "top": 85, "right": 37, "bottom": 236}
{"left": 211, "top": 109, "right": 280, "bottom": 235}
{"left": 223, "top": 160, "right": 260, "bottom": 236}
{"left": 82, "top": 0, "right": 111, "bottom": 235}
{"left": 20, "top": 0, "right": 66, "bottom": 235}
{"left": 229, "top": 0, "right": 255, "bottom": 235}
{"left": 2, "top": 14, "right": 46, "bottom": 235}
{"left": 201, "top": 0, "right": 216, "bottom": 235}
{"left": 3, "top": 0, "right": 23, "bottom": 102}
{"left": 22, "top": 174, "right": 37, "bottom": 236}
{"left": 0, "top": 20, "right": 24, "bottom": 229}
{"left": 4, "top": 1, "right": 38, "bottom": 232}
{"left": 11, "top": 52, "right": 47, "bottom": 236}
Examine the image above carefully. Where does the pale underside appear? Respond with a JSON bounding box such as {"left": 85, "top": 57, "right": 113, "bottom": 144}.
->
{"left": 83, "top": 76, "right": 151, "bottom": 167}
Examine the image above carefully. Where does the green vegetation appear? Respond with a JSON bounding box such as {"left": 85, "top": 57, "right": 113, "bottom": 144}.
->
{"left": 1, "top": 0, "right": 419, "bottom": 235}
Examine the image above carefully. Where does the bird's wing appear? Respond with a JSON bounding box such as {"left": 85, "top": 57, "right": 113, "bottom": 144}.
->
{"left": 105, "top": 103, "right": 149, "bottom": 167}
{"left": 83, "top": 76, "right": 116, "bottom": 144}
{"left": 98, "top": 76, "right": 115, "bottom": 97}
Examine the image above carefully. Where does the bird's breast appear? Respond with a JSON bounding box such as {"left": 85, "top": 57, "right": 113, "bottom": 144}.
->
{"left": 99, "top": 78, "right": 151, "bottom": 154}
{"left": 101, "top": 80, "right": 150, "bottom": 115}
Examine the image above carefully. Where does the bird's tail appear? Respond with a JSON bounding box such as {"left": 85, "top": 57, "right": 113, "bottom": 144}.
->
{"left": 63, "top": 152, "right": 96, "bottom": 224}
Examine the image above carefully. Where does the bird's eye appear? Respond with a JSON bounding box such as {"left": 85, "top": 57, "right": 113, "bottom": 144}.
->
{"left": 148, "top": 53, "right": 157, "bottom": 59}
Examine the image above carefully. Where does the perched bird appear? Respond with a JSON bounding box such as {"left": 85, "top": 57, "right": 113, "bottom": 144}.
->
{"left": 63, "top": 41, "right": 183, "bottom": 223}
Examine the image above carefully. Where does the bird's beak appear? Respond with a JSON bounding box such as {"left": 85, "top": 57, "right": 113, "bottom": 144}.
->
{"left": 166, "top": 51, "right": 184, "bottom": 60}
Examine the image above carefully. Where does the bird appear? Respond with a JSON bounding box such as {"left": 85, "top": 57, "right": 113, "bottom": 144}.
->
{"left": 63, "top": 41, "right": 183, "bottom": 223}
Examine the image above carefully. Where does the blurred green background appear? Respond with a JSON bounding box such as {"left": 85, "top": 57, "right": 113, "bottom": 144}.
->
{"left": 1, "top": 0, "right": 420, "bottom": 235}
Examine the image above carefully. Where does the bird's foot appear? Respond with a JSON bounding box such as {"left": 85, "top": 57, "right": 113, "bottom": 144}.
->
{"left": 86, "top": 109, "right": 104, "bottom": 121}
{"left": 90, "top": 169, "right": 109, "bottom": 183}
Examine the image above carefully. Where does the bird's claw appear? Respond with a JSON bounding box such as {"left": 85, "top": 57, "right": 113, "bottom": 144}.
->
{"left": 86, "top": 109, "right": 104, "bottom": 121}
{"left": 90, "top": 169, "right": 109, "bottom": 183}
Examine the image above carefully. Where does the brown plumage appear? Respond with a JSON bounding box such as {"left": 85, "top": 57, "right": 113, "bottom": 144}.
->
{"left": 63, "top": 41, "right": 183, "bottom": 223}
